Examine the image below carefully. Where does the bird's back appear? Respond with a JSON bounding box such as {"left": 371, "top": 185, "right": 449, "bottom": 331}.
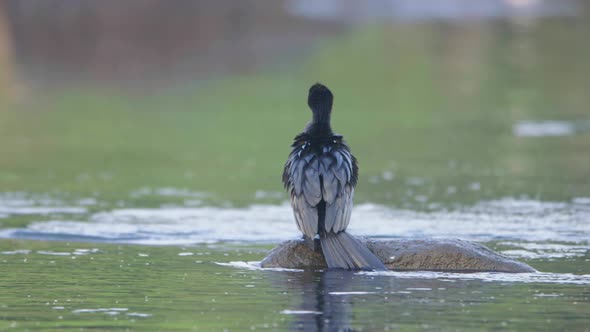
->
{"left": 283, "top": 133, "right": 358, "bottom": 238}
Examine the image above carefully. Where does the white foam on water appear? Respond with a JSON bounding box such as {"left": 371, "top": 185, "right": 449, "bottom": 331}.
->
{"left": 72, "top": 308, "right": 128, "bottom": 314}
{"left": 126, "top": 312, "right": 152, "bottom": 318}
{"left": 73, "top": 248, "right": 102, "bottom": 255}
{"left": 498, "top": 241, "right": 589, "bottom": 259}
{"left": 346, "top": 198, "right": 590, "bottom": 244}
{"left": 0, "top": 204, "right": 295, "bottom": 244}
{"left": 573, "top": 197, "right": 590, "bottom": 205}
{"left": 513, "top": 120, "right": 576, "bottom": 137}
{"left": 329, "top": 291, "right": 377, "bottom": 295}
{"left": 0, "top": 206, "right": 87, "bottom": 216}
{"left": 280, "top": 310, "right": 322, "bottom": 315}
{"left": 216, "top": 261, "right": 590, "bottom": 285}
{"left": 215, "top": 261, "right": 302, "bottom": 273}
{"left": 500, "top": 250, "right": 546, "bottom": 259}
{"left": 498, "top": 242, "right": 590, "bottom": 251}
{"left": 1, "top": 249, "right": 102, "bottom": 256}
{"left": 0, "top": 193, "right": 87, "bottom": 216}
{"left": 1, "top": 198, "right": 588, "bottom": 246}
{"left": 130, "top": 187, "right": 208, "bottom": 199}
{"left": 1, "top": 250, "right": 32, "bottom": 255}
{"left": 37, "top": 251, "right": 71, "bottom": 256}
{"left": 254, "top": 190, "right": 285, "bottom": 200}
{"left": 360, "top": 271, "right": 590, "bottom": 285}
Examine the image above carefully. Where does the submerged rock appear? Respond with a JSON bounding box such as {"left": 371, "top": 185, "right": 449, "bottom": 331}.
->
{"left": 261, "top": 238, "right": 536, "bottom": 273}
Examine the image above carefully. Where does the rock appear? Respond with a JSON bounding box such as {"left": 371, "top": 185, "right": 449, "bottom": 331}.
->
{"left": 260, "top": 238, "right": 536, "bottom": 273}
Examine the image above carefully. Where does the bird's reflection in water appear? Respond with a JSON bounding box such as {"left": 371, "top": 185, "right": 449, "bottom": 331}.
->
{"left": 265, "top": 266, "right": 480, "bottom": 331}
{"left": 267, "top": 269, "right": 458, "bottom": 331}
{"left": 271, "top": 269, "right": 383, "bottom": 332}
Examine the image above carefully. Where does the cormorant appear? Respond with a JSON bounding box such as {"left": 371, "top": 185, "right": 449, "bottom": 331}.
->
{"left": 282, "top": 83, "right": 386, "bottom": 270}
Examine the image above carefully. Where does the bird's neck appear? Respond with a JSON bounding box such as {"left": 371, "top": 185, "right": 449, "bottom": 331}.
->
{"left": 304, "top": 121, "right": 333, "bottom": 137}
{"left": 306, "top": 107, "right": 333, "bottom": 137}
{"left": 312, "top": 109, "right": 331, "bottom": 125}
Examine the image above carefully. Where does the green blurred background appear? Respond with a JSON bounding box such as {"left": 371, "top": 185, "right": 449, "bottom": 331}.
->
{"left": 0, "top": 0, "right": 588, "bottom": 207}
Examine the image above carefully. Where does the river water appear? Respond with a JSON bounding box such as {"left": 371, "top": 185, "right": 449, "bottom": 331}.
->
{"left": 1, "top": 2, "right": 590, "bottom": 331}
{"left": 0, "top": 190, "right": 588, "bottom": 331}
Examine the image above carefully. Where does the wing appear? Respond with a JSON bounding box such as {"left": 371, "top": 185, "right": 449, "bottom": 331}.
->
{"left": 283, "top": 142, "right": 323, "bottom": 238}
{"left": 320, "top": 145, "right": 358, "bottom": 233}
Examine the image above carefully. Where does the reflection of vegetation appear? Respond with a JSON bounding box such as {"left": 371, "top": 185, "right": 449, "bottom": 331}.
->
{"left": 0, "top": 22, "right": 589, "bottom": 208}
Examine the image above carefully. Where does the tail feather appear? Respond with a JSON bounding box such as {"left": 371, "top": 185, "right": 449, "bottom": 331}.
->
{"left": 320, "top": 231, "right": 386, "bottom": 270}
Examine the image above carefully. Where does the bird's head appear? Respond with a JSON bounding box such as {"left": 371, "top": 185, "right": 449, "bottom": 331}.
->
{"left": 307, "top": 83, "right": 333, "bottom": 123}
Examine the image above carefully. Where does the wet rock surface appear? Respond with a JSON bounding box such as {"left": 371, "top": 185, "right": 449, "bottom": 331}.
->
{"left": 261, "top": 238, "right": 537, "bottom": 273}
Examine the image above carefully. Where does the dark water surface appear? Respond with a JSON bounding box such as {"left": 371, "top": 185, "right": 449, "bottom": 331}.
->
{"left": 0, "top": 238, "right": 588, "bottom": 331}
{"left": 1, "top": 4, "right": 590, "bottom": 331}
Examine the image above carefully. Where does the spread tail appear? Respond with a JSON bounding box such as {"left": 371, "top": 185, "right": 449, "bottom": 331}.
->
{"left": 320, "top": 231, "right": 386, "bottom": 270}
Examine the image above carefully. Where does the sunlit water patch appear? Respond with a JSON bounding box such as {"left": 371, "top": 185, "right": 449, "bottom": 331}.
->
{"left": 1, "top": 197, "right": 589, "bottom": 248}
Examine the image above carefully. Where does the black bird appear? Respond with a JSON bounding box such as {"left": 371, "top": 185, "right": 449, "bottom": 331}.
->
{"left": 282, "top": 83, "right": 386, "bottom": 270}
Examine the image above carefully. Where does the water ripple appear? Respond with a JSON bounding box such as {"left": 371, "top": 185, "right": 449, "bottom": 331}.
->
{"left": 0, "top": 198, "right": 589, "bottom": 246}
{"left": 217, "top": 261, "right": 590, "bottom": 285}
